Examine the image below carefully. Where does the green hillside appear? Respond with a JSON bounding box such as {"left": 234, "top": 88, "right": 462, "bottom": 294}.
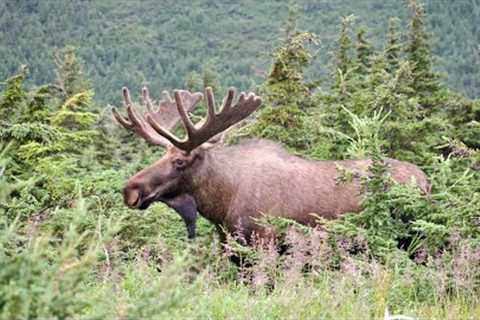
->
{"left": 1, "top": 0, "right": 479, "bottom": 105}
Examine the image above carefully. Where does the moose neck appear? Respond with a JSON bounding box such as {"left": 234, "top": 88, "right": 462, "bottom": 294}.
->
{"left": 187, "top": 148, "right": 236, "bottom": 226}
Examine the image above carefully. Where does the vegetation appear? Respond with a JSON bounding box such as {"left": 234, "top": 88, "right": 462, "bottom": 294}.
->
{"left": 0, "top": 0, "right": 479, "bottom": 105}
{"left": 1, "top": 1, "right": 480, "bottom": 319}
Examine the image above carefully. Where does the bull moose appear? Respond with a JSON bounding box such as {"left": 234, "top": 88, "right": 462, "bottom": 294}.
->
{"left": 112, "top": 86, "right": 429, "bottom": 243}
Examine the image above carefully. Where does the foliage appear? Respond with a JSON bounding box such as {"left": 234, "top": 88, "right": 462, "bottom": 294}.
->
{"left": 0, "top": 49, "right": 98, "bottom": 218}
{"left": 1, "top": 1, "right": 480, "bottom": 318}
{"left": 0, "top": 202, "right": 98, "bottom": 319}
{"left": 385, "top": 17, "right": 401, "bottom": 73}
{"left": 246, "top": 17, "right": 318, "bottom": 151}
{"left": 1, "top": 1, "right": 479, "bottom": 105}
{"left": 54, "top": 46, "right": 92, "bottom": 99}
{"left": 405, "top": 0, "right": 441, "bottom": 96}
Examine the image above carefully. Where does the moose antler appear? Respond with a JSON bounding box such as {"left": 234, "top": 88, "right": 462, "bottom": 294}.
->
{"left": 112, "top": 87, "right": 202, "bottom": 147}
{"left": 146, "top": 87, "right": 262, "bottom": 152}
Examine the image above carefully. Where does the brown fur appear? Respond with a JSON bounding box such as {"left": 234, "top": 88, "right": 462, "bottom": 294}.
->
{"left": 124, "top": 139, "right": 430, "bottom": 243}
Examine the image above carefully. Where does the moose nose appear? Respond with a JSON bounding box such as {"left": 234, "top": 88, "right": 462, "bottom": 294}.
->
{"left": 124, "top": 187, "right": 141, "bottom": 208}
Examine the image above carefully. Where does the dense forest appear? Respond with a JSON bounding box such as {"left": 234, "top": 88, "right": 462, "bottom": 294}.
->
{"left": 1, "top": 0, "right": 479, "bottom": 104}
{"left": 1, "top": 0, "right": 480, "bottom": 319}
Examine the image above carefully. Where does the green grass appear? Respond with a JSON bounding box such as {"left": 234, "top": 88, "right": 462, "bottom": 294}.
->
{"left": 3, "top": 197, "right": 479, "bottom": 319}
{"left": 78, "top": 244, "right": 480, "bottom": 319}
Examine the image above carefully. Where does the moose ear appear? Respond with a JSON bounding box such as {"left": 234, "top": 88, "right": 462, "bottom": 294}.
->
{"left": 200, "top": 142, "right": 217, "bottom": 150}
{"left": 200, "top": 132, "right": 226, "bottom": 150}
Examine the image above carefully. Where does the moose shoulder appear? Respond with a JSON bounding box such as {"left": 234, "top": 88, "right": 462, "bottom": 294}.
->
{"left": 112, "top": 86, "right": 430, "bottom": 243}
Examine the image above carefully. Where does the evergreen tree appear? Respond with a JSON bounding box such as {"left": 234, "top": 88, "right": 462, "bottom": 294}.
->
{"left": 0, "top": 65, "right": 28, "bottom": 122}
{"left": 283, "top": 5, "right": 299, "bottom": 39}
{"left": 356, "top": 27, "right": 373, "bottom": 74}
{"left": 332, "top": 15, "right": 356, "bottom": 97}
{"left": 247, "top": 14, "right": 318, "bottom": 150}
{"left": 367, "top": 54, "right": 388, "bottom": 90}
{"left": 335, "top": 15, "right": 355, "bottom": 76}
{"left": 0, "top": 48, "right": 98, "bottom": 207}
{"left": 54, "top": 46, "right": 91, "bottom": 99}
{"left": 266, "top": 9, "right": 317, "bottom": 108}
{"left": 202, "top": 66, "right": 221, "bottom": 94}
{"left": 385, "top": 17, "right": 401, "bottom": 73}
{"left": 266, "top": 30, "right": 317, "bottom": 107}
{"left": 405, "top": 0, "right": 440, "bottom": 95}
{"left": 184, "top": 71, "right": 202, "bottom": 93}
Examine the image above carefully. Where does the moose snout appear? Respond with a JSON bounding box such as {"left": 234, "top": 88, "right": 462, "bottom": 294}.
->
{"left": 124, "top": 186, "right": 141, "bottom": 208}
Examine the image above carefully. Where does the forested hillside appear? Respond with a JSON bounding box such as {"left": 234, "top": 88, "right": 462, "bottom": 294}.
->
{"left": 1, "top": 0, "right": 480, "bottom": 319}
{"left": 1, "top": 0, "right": 479, "bottom": 104}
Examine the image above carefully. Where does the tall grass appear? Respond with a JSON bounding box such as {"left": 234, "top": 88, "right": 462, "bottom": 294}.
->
{"left": 2, "top": 197, "right": 480, "bottom": 319}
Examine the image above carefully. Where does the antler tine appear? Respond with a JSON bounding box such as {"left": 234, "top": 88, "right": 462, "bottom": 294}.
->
{"left": 174, "top": 90, "right": 197, "bottom": 137}
{"left": 146, "top": 86, "right": 263, "bottom": 152}
{"left": 112, "top": 106, "right": 133, "bottom": 129}
{"left": 145, "top": 91, "right": 193, "bottom": 151}
{"left": 222, "top": 87, "right": 235, "bottom": 112}
{"left": 146, "top": 89, "right": 203, "bottom": 130}
{"left": 112, "top": 85, "right": 206, "bottom": 147}
{"left": 111, "top": 87, "right": 173, "bottom": 147}
{"left": 142, "top": 86, "right": 154, "bottom": 113}
{"left": 205, "top": 87, "right": 216, "bottom": 121}
{"left": 112, "top": 87, "right": 137, "bottom": 129}
{"left": 122, "top": 86, "right": 133, "bottom": 106}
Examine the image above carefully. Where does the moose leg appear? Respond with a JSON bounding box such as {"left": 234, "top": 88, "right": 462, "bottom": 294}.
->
{"left": 162, "top": 194, "right": 198, "bottom": 239}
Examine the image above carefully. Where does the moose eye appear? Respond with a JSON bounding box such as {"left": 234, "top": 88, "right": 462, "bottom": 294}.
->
{"left": 174, "top": 159, "right": 184, "bottom": 168}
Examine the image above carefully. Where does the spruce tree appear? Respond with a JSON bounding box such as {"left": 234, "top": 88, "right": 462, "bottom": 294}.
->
{"left": 385, "top": 17, "right": 401, "bottom": 73}
{"left": 54, "top": 46, "right": 91, "bottom": 99}
{"left": 184, "top": 71, "right": 202, "bottom": 93}
{"left": 356, "top": 27, "right": 373, "bottom": 74}
{"left": 0, "top": 65, "right": 28, "bottom": 122}
{"left": 0, "top": 48, "right": 97, "bottom": 182}
{"left": 51, "top": 47, "right": 96, "bottom": 131}
{"left": 202, "top": 66, "right": 221, "bottom": 94}
{"left": 266, "top": 8, "right": 317, "bottom": 108}
{"left": 405, "top": 0, "right": 440, "bottom": 95}
{"left": 247, "top": 13, "right": 317, "bottom": 150}
{"left": 332, "top": 15, "right": 356, "bottom": 96}
{"left": 367, "top": 54, "right": 389, "bottom": 90}
{"left": 335, "top": 15, "right": 355, "bottom": 75}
